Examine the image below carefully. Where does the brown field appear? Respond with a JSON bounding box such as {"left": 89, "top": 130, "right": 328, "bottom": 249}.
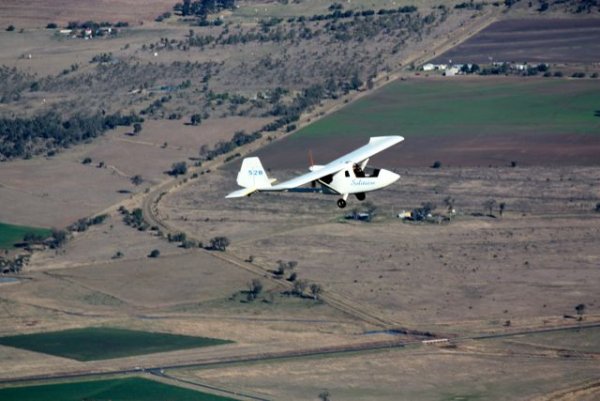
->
{"left": 0, "top": 118, "right": 265, "bottom": 228}
{"left": 162, "top": 165, "right": 600, "bottom": 332}
{"left": 432, "top": 18, "right": 600, "bottom": 64}
{"left": 0, "top": 1, "right": 174, "bottom": 28}
{"left": 178, "top": 345, "right": 600, "bottom": 401}
{"left": 251, "top": 131, "right": 600, "bottom": 170}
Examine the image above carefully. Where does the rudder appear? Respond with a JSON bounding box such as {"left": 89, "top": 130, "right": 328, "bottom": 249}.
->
{"left": 236, "top": 157, "right": 272, "bottom": 189}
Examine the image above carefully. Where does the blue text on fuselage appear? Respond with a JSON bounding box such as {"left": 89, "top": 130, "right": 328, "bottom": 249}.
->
{"left": 351, "top": 179, "right": 376, "bottom": 186}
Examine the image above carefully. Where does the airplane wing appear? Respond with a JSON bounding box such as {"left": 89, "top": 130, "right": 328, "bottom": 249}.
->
{"left": 268, "top": 135, "right": 403, "bottom": 191}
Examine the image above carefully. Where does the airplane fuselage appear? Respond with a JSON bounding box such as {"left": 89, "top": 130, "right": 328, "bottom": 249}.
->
{"left": 323, "top": 165, "right": 400, "bottom": 195}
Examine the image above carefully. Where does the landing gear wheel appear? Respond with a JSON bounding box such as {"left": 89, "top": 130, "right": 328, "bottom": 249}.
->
{"left": 337, "top": 199, "right": 347, "bottom": 208}
{"left": 355, "top": 193, "right": 366, "bottom": 201}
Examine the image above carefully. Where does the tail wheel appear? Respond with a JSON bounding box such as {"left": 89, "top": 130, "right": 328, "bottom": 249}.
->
{"left": 355, "top": 193, "right": 366, "bottom": 201}
{"left": 337, "top": 199, "right": 347, "bottom": 208}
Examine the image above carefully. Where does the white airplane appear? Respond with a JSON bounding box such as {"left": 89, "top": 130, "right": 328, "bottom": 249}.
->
{"left": 226, "top": 135, "right": 404, "bottom": 208}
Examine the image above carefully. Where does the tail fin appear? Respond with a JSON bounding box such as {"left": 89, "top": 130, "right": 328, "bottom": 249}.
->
{"left": 236, "top": 157, "right": 272, "bottom": 189}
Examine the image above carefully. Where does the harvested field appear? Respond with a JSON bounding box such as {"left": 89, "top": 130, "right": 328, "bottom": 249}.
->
{"left": 0, "top": 377, "right": 238, "bottom": 401}
{"left": 251, "top": 77, "right": 600, "bottom": 168}
{"left": 432, "top": 18, "right": 600, "bottom": 64}
{"left": 0, "top": 327, "right": 231, "bottom": 361}
{"left": 0, "top": 1, "right": 174, "bottom": 28}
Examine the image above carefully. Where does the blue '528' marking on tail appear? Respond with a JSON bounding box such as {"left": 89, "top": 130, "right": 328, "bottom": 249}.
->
{"left": 248, "top": 170, "right": 264, "bottom": 176}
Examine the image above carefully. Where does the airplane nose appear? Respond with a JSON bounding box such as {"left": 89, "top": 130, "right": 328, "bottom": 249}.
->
{"left": 382, "top": 169, "right": 400, "bottom": 184}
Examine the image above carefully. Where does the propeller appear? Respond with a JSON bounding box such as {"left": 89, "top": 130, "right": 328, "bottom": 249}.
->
{"left": 308, "top": 149, "right": 316, "bottom": 188}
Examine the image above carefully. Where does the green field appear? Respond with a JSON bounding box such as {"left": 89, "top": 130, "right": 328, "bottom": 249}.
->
{"left": 0, "top": 327, "right": 232, "bottom": 361}
{"left": 0, "top": 378, "right": 239, "bottom": 401}
{"left": 293, "top": 78, "right": 600, "bottom": 140}
{"left": 0, "top": 222, "right": 51, "bottom": 249}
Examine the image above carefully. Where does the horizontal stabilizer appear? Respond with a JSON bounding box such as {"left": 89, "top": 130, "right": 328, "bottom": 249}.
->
{"left": 226, "top": 187, "right": 257, "bottom": 198}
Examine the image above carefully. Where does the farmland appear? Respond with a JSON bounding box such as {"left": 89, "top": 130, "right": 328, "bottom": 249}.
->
{"left": 0, "top": 222, "right": 50, "bottom": 249}
{"left": 254, "top": 77, "right": 600, "bottom": 168}
{"left": 0, "top": 327, "right": 232, "bottom": 361}
{"left": 0, "top": 377, "right": 238, "bottom": 401}
{"left": 1, "top": 0, "right": 600, "bottom": 400}
{"left": 432, "top": 18, "right": 600, "bottom": 64}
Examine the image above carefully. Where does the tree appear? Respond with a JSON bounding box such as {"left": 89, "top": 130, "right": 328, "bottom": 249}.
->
{"left": 310, "top": 283, "right": 322, "bottom": 300}
{"left": 498, "top": 202, "right": 506, "bottom": 216}
{"left": 209, "top": 236, "right": 230, "bottom": 251}
{"left": 133, "top": 123, "right": 142, "bottom": 135}
{"left": 148, "top": 249, "right": 160, "bottom": 258}
{"left": 292, "top": 280, "right": 308, "bottom": 297}
{"left": 575, "top": 303, "right": 586, "bottom": 316}
{"left": 483, "top": 199, "right": 497, "bottom": 216}
{"left": 46, "top": 23, "right": 58, "bottom": 29}
{"left": 131, "top": 174, "right": 143, "bottom": 185}
{"left": 443, "top": 196, "right": 455, "bottom": 212}
{"left": 432, "top": 160, "right": 442, "bottom": 169}
{"left": 170, "top": 161, "right": 187, "bottom": 176}
{"left": 248, "top": 279, "right": 263, "bottom": 300}
{"left": 49, "top": 229, "right": 69, "bottom": 249}
{"left": 318, "top": 390, "right": 331, "bottom": 401}
{"left": 190, "top": 113, "right": 202, "bottom": 125}
{"left": 199, "top": 144, "right": 209, "bottom": 157}
{"left": 595, "top": 202, "right": 600, "bottom": 213}
{"left": 6, "top": 25, "right": 15, "bottom": 32}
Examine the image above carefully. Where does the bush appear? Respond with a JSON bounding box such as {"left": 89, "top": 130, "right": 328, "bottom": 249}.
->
{"left": 148, "top": 249, "right": 160, "bottom": 258}
{"left": 169, "top": 161, "right": 187, "bottom": 176}
{"left": 6, "top": 25, "right": 15, "bottom": 32}
{"left": 432, "top": 161, "right": 442, "bottom": 169}
{"left": 46, "top": 23, "right": 58, "bottom": 29}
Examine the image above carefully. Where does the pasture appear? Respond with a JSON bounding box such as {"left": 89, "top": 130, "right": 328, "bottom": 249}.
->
{"left": 254, "top": 77, "right": 600, "bottom": 168}
{"left": 0, "top": 377, "right": 238, "bottom": 401}
{"left": 0, "top": 222, "right": 50, "bottom": 249}
{"left": 0, "top": 327, "right": 232, "bottom": 361}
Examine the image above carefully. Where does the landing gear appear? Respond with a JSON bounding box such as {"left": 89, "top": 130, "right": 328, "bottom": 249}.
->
{"left": 355, "top": 192, "right": 366, "bottom": 201}
{"left": 337, "top": 198, "right": 347, "bottom": 208}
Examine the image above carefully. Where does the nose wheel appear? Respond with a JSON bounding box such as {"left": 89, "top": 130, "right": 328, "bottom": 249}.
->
{"left": 337, "top": 198, "right": 347, "bottom": 208}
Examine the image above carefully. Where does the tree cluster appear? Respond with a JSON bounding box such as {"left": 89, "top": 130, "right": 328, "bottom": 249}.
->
{"left": 175, "top": 0, "right": 236, "bottom": 18}
{"left": 0, "top": 111, "right": 142, "bottom": 160}
{"left": 119, "top": 207, "right": 148, "bottom": 230}
{"left": 68, "top": 214, "right": 108, "bottom": 232}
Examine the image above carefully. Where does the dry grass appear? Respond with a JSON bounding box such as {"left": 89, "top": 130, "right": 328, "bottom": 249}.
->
{"left": 161, "top": 165, "right": 600, "bottom": 333}
{"left": 179, "top": 344, "right": 600, "bottom": 401}
{"left": 0, "top": 1, "right": 174, "bottom": 28}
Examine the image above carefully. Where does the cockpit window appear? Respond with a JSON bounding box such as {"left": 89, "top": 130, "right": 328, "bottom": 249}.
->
{"left": 362, "top": 166, "right": 380, "bottom": 177}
